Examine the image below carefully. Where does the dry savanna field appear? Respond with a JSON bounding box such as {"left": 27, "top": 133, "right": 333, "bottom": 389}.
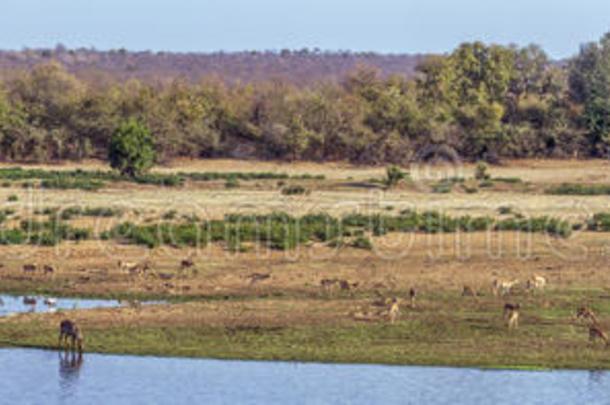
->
{"left": 0, "top": 158, "right": 609, "bottom": 369}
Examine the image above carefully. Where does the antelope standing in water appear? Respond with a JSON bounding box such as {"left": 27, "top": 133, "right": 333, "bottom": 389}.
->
{"left": 59, "top": 319, "right": 84, "bottom": 353}
{"left": 504, "top": 303, "right": 520, "bottom": 330}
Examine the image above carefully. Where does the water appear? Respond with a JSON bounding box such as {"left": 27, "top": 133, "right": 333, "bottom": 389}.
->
{"left": 0, "top": 295, "right": 162, "bottom": 317}
{"left": 0, "top": 349, "right": 609, "bottom": 405}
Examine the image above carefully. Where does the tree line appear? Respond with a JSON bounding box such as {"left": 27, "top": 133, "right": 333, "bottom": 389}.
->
{"left": 1, "top": 33, "right": 610, "bottom": 165}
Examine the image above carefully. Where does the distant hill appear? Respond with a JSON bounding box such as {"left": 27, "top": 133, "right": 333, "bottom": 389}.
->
{"left": 0, "top": 47, "right": 431, "bottom": 85}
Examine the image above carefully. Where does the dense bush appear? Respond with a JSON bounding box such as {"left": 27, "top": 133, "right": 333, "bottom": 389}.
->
{"left": 546, "top": 184, "right": 610, "bottom": 195}
{"left": 3, "top": 33, "right": 610, "bottom": 164}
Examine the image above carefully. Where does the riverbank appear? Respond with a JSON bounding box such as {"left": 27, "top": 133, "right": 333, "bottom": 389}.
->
{"left": 1, "top": 288, "right": 609, "bottom": 370}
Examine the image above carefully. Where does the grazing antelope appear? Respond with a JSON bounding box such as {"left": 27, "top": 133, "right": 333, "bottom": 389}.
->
{"left": 320, "top": 278, "right": 338, "bottom": 292}
{"left": 589, "top": 325, "right": 609, "bottom": 347}
{"left": 409, "top": 288, "right": 416, "bottom": 308}
{"left": 59, "top": 319, "right": 84, "bottom": 353}
{"left": 340, "top": 280, "right": 359, "bottom": 292}
{"left": 180, "top": 257, "right": 195, "bottom": 270}
{"left": 504, "top": 303, "right": 520, "bottom": 330}
{"left": 526, "top": 275, "right": 546, "bottom": 291}
{"left": 23, "top": 264, "right": 37, "bottom": 273}
{"left": 492, "top": 279, "right": 519, "bottom": 296}
{"left": 462, "top": 285, "right": 476, "bottom": 297}
{"left": 248, "top": 273, "right": 271, "bottom": 285}
{"left": 23, "top": 296, "right": 37, "bottom": 306}
{"left": 576, "top": 307, "right": 599, "bottom": 325}
{"left": 388, "top": 298, "right": 401, "bottom": 323}
{"left": 43, "top": 265, "right": 55, "bottom": 275}
{"left": 118, "top": 260, "right": 139, "bottom": 273}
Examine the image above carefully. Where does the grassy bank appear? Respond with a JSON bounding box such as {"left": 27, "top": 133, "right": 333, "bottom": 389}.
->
{"left": 1, "top": 287, "right": 610, "bottom": 370}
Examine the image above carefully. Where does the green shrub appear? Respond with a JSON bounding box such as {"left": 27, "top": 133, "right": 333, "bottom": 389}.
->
{"left": 281, "top": 185, "right": 308, "bottom": 195}
{"left": 547, "top": 184, "right": 610, "bottom": 195}
{"left": 7, "top": 195, "right": 18, "bottom": 202}
{"left": 225, "top": 178, "right": 240, "bottom": 189}
{"left": 493, "top": 177, "right": 522, "bottom": 184}
{"left": 351, "top": 236, "right": 373, "bottom": 250}
{"left": 475, "top": 162, "right": 489, "bottom": 180}
{"left": 385, "top": 166, "right": 408, "bottom": 188}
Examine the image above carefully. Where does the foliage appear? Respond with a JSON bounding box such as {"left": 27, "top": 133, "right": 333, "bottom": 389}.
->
{"left": 108, "top": 118, "right": 156, "bottom": 177}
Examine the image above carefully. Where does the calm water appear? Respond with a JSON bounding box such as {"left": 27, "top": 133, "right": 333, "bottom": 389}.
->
{"left": 0, "top": 295, "right": 162, "bottom": 317}
{"left": 0, "top": 349, "right": 609, "bottom": 405}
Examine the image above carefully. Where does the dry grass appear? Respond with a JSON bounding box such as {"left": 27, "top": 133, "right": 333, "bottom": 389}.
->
{"left": 0, "top": 159, "right": 609, "bottom": 368}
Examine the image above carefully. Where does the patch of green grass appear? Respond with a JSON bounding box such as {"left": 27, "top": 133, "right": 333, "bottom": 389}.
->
{"left": 546, "top": 183, "right": 610, "bottom": 195}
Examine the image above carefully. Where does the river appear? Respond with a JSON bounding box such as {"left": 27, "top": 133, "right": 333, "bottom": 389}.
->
{"left": 0, "top": 348, "right": 608, "bottom": 404}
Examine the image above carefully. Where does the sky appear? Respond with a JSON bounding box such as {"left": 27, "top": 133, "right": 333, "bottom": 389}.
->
{"left": 1, "top": 0, "right": 609, "bottom": 58}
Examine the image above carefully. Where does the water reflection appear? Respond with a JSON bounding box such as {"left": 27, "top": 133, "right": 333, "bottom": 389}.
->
{"left": 58, "top": 352, "right": 84, "bottom": 402}
{"left": 0, "top": 348, "right": 609, "bottom": 405}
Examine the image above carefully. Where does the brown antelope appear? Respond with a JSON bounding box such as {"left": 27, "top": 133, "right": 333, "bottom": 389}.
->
{"left": 462, "top": 285, "right": 476, "bottom": 297}
{"left": 409, "top": 288, "right": 416, "bottom": 308}
{"left": 504, "top": 303, "right": 520, "bottom": 330}
{"left": 23, "top": 296, "right": 37, "bottom": 306}
{"left": 43, "top": 298, "right": 56, "bottom": 307}
{"left": 320, "top": 278, "right": 338, "bottom": 292}
{"left": 59, "top": 319, "right": 84, "bottom": 353}
{"left": 43, "top": 265, "right": 55, "bottom": 275}
{"left": 248, "top": 273, "right": 271, "bottom": 285}
{"left": 23, "top": 264, "right": 37, "bottom": 273}
{"left": 526, "top": 275, "right": 546, "bottom": 291}
{"left": 180, "top": 257, "right": 195, "bottom": 270}
{"left": 576, "top": 307, "right": 599, "bottom": 325}
{"left": 340, "top": 280, "right": 359, "bottom": 292}
{"left": 492, "top": 279, "right": 518, "bottom": 296}
{"left": 589, "top": 325, "right": 609, "bottom": 347}
{"left": 118, "top": 260, "right": 138, "bottom": 273}
{"left": 388, "top": 298, "right": 401, "bottom": 323}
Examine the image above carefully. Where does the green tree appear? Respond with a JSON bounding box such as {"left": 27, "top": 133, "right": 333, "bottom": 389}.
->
{"left": 108, "top": 118, "right": 155, "bottom": 177}
{"left": 568, "top": 32, "right": 610, "bottom": 156}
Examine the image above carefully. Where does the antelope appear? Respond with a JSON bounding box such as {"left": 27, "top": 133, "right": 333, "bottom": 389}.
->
{"left": 526, "top": 275, "right": 546, "bottom": 291}
{"left": 340, "top": 280, "right": 359, "bottom": 292}
{"left": 492, "top": 279, "right": 519, "bottom": 296}
{"left": 409, "top": 288, "right": 416, "bottom": 308}
{"left": 44, "top": 298, "right": 56, "bottom": 307}
{"left": 23, "top": 296, "right": 37, "bottom": 306}
{"left": 388, "top": 298, "right": 400, "bottom": 323}
{"left": 23, "top": 264, "right": 37, "bottom": 273}
{"left": 248, "top": 273, "right": 271, "bottom": 285}
{"left": 589, "top": 325, "right": 609, "bottom": 347}
{"left": 504, "top": 303, "right": 520, "bottom": 330}
{"left": 43, "top": 265, "right": 55, "bottom": 275}
{"left": 462, "top": 285, "right": 476, "bottom": 297}
{"left": 576, "top": 307, "right": 599, "bottom": 325}
{"left": 118, "top": 260, "right": 139, "bottom": 273}
{"left": 320, "top": 278, "right": 338, "bottom": 291}
{"left": 59, "top": 319, "right": 84, "bottom": 353}
{"left": 180, "top": 257, "right": 195, "bottom": 270}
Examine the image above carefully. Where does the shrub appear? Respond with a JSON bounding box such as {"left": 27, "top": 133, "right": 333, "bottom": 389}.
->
{"left": 385, "top": 166, "right": 407, "bottom": 188}
{"left": 108, "top": 118, "right": 156, "bottom": 177}
{"left": 475, "top": 162, "right": 489, "bottom": 180}
{"left": 547, "top": 184, "right": 610, "bottom": 195}
{"left": 7, "top": 195, "right": 18, "bottom": 202}
{"left": 281, "top": 185, "right": 308, "bottom": 195}
{"left": 225, "top": 178, "right": 240, "bottom": 189}
{"left": 493, "top": 177, "right": 522, "bottom": 184}
{"left": 351, "top": 236, "right": 373, "bottom": 250}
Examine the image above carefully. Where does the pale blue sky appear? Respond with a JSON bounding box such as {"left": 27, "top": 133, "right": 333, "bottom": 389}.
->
{"left": 1, "top": 0, "right": 609, "bottom": 58}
